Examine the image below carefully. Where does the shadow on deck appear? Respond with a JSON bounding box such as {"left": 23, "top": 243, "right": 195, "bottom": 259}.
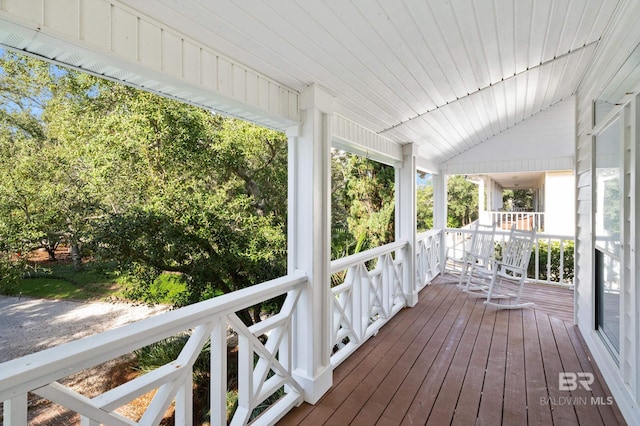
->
{"left": 280, "top": 276, "right": 626, "bottom": 425}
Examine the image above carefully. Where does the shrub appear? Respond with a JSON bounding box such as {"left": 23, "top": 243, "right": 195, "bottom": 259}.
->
{"left": 135, "top": 335, "right": 212, "bottom": 423}
{"left": 528, "top": 240, "right": 574, "bottom": 283}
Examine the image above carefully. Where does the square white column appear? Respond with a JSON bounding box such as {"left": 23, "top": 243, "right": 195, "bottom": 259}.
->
{"left": 286, "top": 85, "right": 333, "bottom": 403}
{"left": 395, "top": 143, "right": 418, "bottom": 306}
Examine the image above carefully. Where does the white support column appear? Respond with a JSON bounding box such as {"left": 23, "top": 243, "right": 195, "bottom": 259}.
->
{"left": 432, "top": 173, "right": 447, "bottom": 230}
{"left": 478, "top": 177, "right": 489, "bottom": 225}
{"left": 478, "top": 177, "right": 485, "bottom": 214}
{"left": 432, "top": 173, "right": 448, "bottom": 273}
{"left": 286, "top": 85, "right": 333, "bottom": 404}
{"left": 395, "top": 144, "right": 418, "bottom": 307}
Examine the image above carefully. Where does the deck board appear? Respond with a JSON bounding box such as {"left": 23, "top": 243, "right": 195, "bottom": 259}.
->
{"left": 280, "top": 278, "right": 626, "bottom": 425}
{"left": 475, "top": 308, "right": 508, "bottom": 425}
{"left": 450, "top": 301, "right": 495, "bottom": 425}
{"left": 522, "top": 307, "right": 553, "bottom": 425}
{"left": 503, "top": 309, "right": 527, "bottom": 425}
{"left": 401, "top": 294, "right": 477, "bottom": 424}
{"left": 426, "top": 297, "right": 484, "bottom": 424}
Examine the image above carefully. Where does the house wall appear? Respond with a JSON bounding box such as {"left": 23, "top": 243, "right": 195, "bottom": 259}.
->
{"left": 575, "top": 1, "right": 640, "bottom": 423}
{"left": 485, "top": 177, "right": 503, "bottom": 212}
{"left": 443, "top": 98, "right": 575, "bottom": 175}
{"left": 544, "top": 171, "right": 574, "bottom": 235}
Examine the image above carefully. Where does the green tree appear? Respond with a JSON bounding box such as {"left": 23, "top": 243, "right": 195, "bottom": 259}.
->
{"left": 64, "top": 86, "right": 289, "bottom": 317}
{"left": 503, "top": 188, "right": 534, "bottom": 211}
{"left": 331, "top": 151, "right": 395, "bottom": 259}
{"left": 0, "top": 52, "right": 288, "bottom": 322}
{"left": 447, "top": 175, "right": 478, "bottom": 227}
{"left": 416, "top": 183, "right": 433, "bottom": 232}
{"left": 0, "top": 52, "right": 94, "bottom": 263}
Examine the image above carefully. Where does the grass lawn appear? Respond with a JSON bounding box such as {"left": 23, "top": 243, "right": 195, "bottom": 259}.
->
{"left": 12, "top": 262, "right": 187, "bottom": 303}
{"left": 17, "top": 262, "right": 124, "bottom": 300}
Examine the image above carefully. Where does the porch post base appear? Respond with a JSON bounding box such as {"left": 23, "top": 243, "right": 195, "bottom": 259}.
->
{"left": 405, "top": 291, "right": 419, "bottom": 308}
{"left": 293, "top": 365, "right": 333, "bottom": 404}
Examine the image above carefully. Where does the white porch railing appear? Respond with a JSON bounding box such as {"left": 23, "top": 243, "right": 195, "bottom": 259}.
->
{"left": 0, "top": 272, "right": 307, "bottom": 426}
{"left": 416, "top": 229, "right": 442, "bottom": 291}
{"left": 329, "top": 240, "right": 409, "bottom": 367}
{"left": 444, "top": 228, "right": 574, "bottom": 287}
{"left": 0, "top": 235, "right": 450, "bottom": 425}
{"left": 485, "top": 211, "right": 545, "bottom": 231}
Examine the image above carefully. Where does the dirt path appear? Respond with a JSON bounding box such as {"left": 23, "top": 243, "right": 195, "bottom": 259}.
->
{"left": 0, "top": 295, "right": 169, "bottom": 363}
{"left": 0, "top": 295, "right": 170, "bottom": 424}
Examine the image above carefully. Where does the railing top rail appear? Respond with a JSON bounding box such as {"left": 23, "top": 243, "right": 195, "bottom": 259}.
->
{"left": 416, "top": 229, "right": 441, "bottom": 240}
{"left": 330, "top": 240, "right": 408, "bottom": 273}
{"left": 0, "top": 271, "right": 307, "bottom": 402}
{"left": 444, "top": 228, "right": 574, "bottom": 241}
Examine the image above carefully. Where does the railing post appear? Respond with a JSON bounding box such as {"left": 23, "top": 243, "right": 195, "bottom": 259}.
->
{"left": 396, "top": 143, "right": 418, "bottom": 306}
{"left": 4, "top": 395, "right": 28, "bottom": 425}
{"left": 210, "top": 320, "right": 227, "bottom": 425}
{"left": 175, "top": 369, "right": 193, "bottom": 425}
{"left": 286, "top": 85, "right": 333, "bottom": 403}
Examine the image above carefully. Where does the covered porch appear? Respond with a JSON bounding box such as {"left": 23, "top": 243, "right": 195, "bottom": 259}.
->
{"left": 1, "top": 0, "right": 640, "bottom": 425}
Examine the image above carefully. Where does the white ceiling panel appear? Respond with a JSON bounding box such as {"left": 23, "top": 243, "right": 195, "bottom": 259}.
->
{"left": 45, "top": 0, "right": 620, "bottom": 164}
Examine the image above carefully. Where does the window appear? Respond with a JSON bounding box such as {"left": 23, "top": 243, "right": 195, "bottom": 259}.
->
{"left": 594, "top": 116, "right": 622, "bottom": 354}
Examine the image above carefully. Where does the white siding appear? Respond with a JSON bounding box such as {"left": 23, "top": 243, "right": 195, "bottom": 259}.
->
{"left": 544, "top": 172, "right": 575, "bottom": 236}
{"left": 574, "top": 1, "right": 640, "bottom": 423}
{"left": 443, "top": 98, "right": 575, "bottom": 175}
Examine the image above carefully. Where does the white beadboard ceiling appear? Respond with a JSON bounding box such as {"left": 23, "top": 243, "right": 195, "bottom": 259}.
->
{"left": 119, "top": 0, "right": 619, "bottom": 165}
{"left": 0, "top": 0, "right": 623, "bottom": 166}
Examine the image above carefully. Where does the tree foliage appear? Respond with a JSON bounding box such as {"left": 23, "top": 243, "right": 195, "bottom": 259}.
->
{"left": 416, "top": 183, "right": 433, "bottom": 232}
{"left": 331, "top": 151, "right": 395, "bottom": 259}
{"left": 503, "top": 188, "right": 534, "bottom": 211}
{"left": 446, "top": 175, "right": 478, "bottom": 227}
{"left": 0, "top": 52, "right": 287, "bottom": 318}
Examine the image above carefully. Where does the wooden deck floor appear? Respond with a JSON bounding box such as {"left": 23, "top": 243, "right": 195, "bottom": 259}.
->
{"left": 280, "top": 277, "right": 626, "bottom": 425}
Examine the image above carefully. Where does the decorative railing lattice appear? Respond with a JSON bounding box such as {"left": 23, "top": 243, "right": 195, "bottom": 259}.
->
{"left": 1, "top": 236, "right": 448, "bottom": 424}
{"left": 0, "top": 272, "right": 307, "bottom": 426}
{"left": 329, "top": 241, "right": 408, "bottom": 367}
{"left": 416, "top": 229, "right": 442, "bottom": 291}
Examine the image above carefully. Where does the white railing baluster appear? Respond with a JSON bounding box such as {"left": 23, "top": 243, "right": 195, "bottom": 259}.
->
{"left": 360, "top": 264, "right": 371, "bottom": 340}
{"left": 210, "top": 319, "right": 227, "bottom": 426}
{"left": 488, "top": 211, "right": 546, "bottom": 232}
{"left": 535, "top": 239, "right": 540, "bottom": 281}
{"left": 559, "top": 240, "right": 565, "bottom": 283}
{"left": 4, "top": 394, "right": 27, "bottom": 426}
{"left": 546, "top": 237, "right": 552, "bottom": 281}
{"left": 175, "top": 370, "right": 193, "bottom": 426}
{"left": 381, "top": 254, "right": 391, "bottom": 318}
{"left": 234, "top": 323, "right": 253, "bottom": 426}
